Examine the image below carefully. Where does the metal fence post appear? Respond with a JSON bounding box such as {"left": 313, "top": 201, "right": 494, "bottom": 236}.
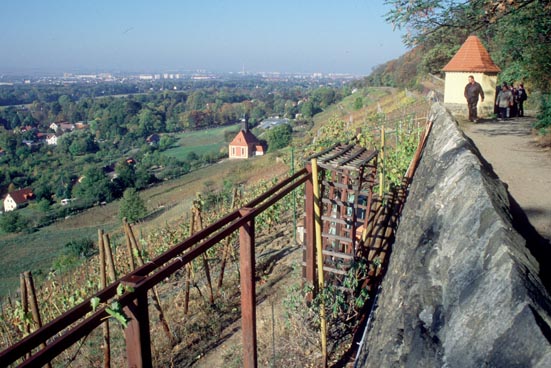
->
{"left": 121, "top": 275, "right": 152, "bottom": 368}
{"left": 239, "top": 207, "right": 257, "bottom": 368}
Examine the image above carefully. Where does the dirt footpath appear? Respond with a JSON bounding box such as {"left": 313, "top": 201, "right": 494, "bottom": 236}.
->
{"left": 459, "top": 115, "right": 551, "bottom": 241}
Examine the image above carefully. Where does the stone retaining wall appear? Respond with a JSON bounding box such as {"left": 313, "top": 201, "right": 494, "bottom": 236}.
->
{"left": 355, "top": 103, "right": 551, "bottom": 367}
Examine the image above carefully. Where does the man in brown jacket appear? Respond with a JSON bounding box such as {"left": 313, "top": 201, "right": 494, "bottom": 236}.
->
{"left": 464, "top": 75, "right": 485, "bottom": 123}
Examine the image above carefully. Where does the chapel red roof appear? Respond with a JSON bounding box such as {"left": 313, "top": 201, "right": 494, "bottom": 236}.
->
{"left": 442, "top": 35, "right": 501, "bottom": 73}
{"left": 230, "top": 130, "right": 261, "bottom": 147}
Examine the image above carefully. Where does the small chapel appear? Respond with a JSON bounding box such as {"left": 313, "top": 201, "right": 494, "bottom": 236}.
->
{"left": 442, "top": 35, "right": 501, "bottom": 117}
{"left": 228, "top": 119, "right": 265, "bottom": 159}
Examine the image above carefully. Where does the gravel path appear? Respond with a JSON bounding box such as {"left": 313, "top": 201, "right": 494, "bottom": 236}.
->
{"left": 460, "top": 115, "right": 551, "bottom": 241}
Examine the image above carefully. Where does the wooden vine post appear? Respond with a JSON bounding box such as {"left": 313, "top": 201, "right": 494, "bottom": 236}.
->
{"left": 19, "top": 274, "right": 30, "bottom": 360}
{"left": 218, "top": 187, "right": 240, "bottom": 292}
{"left": 193, "top": 201, "right": 215, "bottom": 305}
{"left": 23, "top": 271, "right": 52, "bottom": 368}
{"left": 184, "top": 199, "right": 215, "bottom": 314}
{"left": 379, "top": 125, "right": 385, "bottom": 198}
{"left": 184, "top": 211, "right": 195, "bottom": 315}
{"left": 123, "top": 220, "right": 136, "bottom": 271}
{"left": 101, "top": 233, "right": 117, "bottom": 283}
{"left": 123, "top": 219, "right": 174, "bottom": 345}
{"left": 311, "top": 158, "right": 328, "bottom": 368}
{"left": 98, "top": 229, "right": 111, "bottom": 368}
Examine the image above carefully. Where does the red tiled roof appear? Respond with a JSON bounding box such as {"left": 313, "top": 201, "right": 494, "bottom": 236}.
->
{"left": 230, "top": 130, "right": 261, "bottom": 147}
{"left": 442, "top": 35, "right": 501, "bottom": 73}
{"left": 7, "top": 188, "right": 34, "bottom": 204}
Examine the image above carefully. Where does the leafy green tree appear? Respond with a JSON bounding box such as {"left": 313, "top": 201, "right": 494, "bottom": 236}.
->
{"left": 0, "top": 107, "right": 22, "bottom": 129}
{"left": 134, "top": 166, "right": 156, "bottom": 189}
{"left": 158, "top": 135, "right": 176, "bottom": 150}
{"left": 52, "top": 238, "right": 96, "bottom": 272}
{"left": 125, "top": 100, "right": 142, "bottom": 116}
{"left": 135, "top": 108, "right": 164, "bottom": 138}
{"left": 115, "top": 160, "right": 136, "bottom": 189}
{"left": 265, "top": 123, "right": 293, "bottom": 151}
{"left": 33, "top": 180, "right": 53, "bottom": 201}
{"left": 250, "top": 105, "right": 266, "bottom": 123}
{"left": 119, "top": 188, "right": 147, "bottom": 222}
{"left": 300, "top": 101, "right": 317, "bottom": 118}
{"left": 37, "top": 198, "right": 52, "bottom": 213}
{"left": 353, "top": 96, "right": 364, "bottom": 110}
{"left": 312, "top": 87, "right": 339, "bottom": 109}
{"left": 55, "top": 172, "right": 74, "bottom": 200}
{"left": 419, "top": 42, "right": 461, "bottom": 76}
{"left": 73, "top": 166, "right": 113, "bottom": 204}
{"left": 68, "top": 133, "right": 98, "bottom": 155}
{"left": 284, "top": 100, "right": 297, "bottom": 118}
{"left": 165, "top": 117, "right": 180, "bottom": 132}
{"left": 186, "top": 90, "right": 209, "bottom": 111}
{"left": 535, "top": 95, "right": 551, "bottom": 132}
{"left": 0, "top": 211, "right": 27, "bottom": 233}
{"left": 0, "top": 132, "right": 18, "bottom": 156}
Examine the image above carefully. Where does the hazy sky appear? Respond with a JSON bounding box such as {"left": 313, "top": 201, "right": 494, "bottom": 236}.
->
{"left": 0, "top": 0, "right": 407, "bottom": 75}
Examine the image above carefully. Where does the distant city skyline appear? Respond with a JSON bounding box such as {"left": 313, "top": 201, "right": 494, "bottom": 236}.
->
{"left": 0, "top": 0, "right": 407, "bottom": 76}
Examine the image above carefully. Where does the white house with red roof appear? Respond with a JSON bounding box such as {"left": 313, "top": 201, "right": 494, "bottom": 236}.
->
{"left": 229, "top": 120, "right": 265, "bottom": 159}
{"left": 442, "top": 35, "right": 501, "bottom": 116}
{"left": 3, "top": 188, "right": 35, "bottom": 212}
{"left": 46, "top": 133, "right": 58, "bottom": 145}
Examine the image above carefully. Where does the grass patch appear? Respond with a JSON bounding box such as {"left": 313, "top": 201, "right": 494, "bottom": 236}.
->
{"left": 162, "top": 124, "right": 241, "bottom": 160}
{"left": 163, "top": 143, "right": 222, "bottom": 161}
{"left": 0, "top": 226, "right": 106, "bottom": 296}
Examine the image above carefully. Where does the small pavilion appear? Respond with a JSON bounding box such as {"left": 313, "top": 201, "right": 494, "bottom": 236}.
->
{"left": 442, "top": 35, "right": 501, "bottom": 117}
{"left": 228, "top": 119, "right": 264, "bottom": 159}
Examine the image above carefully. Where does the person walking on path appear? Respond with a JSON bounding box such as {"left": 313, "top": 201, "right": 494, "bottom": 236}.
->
{"left": 517, "top": 83, "right": 528, "bottom": 117}
{"left": 496, "top": 84, "right": 514, "bottom": 120}
{"left": 464, "top": 75, "right": 485, "bottom": 122}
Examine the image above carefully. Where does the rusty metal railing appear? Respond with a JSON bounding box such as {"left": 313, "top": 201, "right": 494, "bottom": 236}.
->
{"left": 0, "top": 168, "right": 311, "bottom": 368}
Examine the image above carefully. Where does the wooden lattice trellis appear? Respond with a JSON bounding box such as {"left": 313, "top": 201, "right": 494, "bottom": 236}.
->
{"left": 304, "top": 143, "right": 378, "bottom": 283}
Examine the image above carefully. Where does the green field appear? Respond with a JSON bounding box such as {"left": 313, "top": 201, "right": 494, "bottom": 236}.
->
{"left": 162, "top": 124, "right": 241, "bottom": 160}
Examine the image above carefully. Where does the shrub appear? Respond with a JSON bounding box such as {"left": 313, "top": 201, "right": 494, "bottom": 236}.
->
{"left": 535, "top": 94, "right": 551, "bottom": 134}
{"left": 265, "top": 123, "right": 293, "bottom": 151}
{"left": 118, "top": 188, "right": 147, "bottom": 223}
{"left": 0, "top": 211, "right": 28, "bottom": 233}
{"left": 64, "top": 238, "right": 96, "bottom": 258}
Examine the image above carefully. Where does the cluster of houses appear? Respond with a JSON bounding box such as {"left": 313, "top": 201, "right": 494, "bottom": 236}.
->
{"left": 1, "top": 122, "right": 260, "bottom": 213}
{"left": 1, "top": 156, "right": 140, "bottom": 213}
{"left": 10, "top": 121, "right": 88, "bottom": 148}
{"left": 43, "top": 121, "right": 85, "bottom": 145}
